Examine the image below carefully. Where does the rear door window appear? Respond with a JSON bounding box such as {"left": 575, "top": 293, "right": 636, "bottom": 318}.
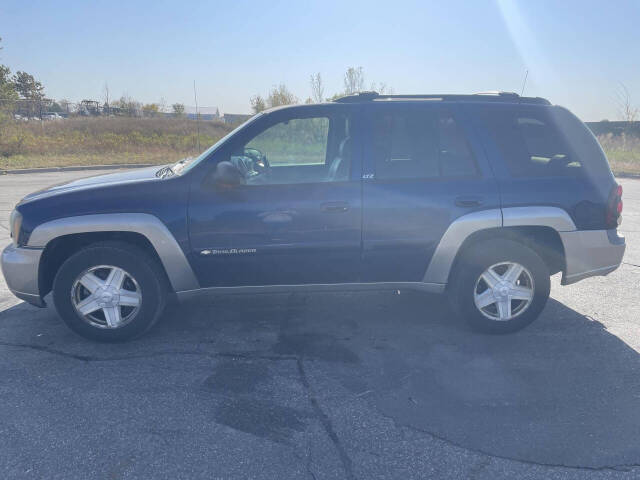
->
{"left": 370, "top": 108, "right": 478, "bottom": 180}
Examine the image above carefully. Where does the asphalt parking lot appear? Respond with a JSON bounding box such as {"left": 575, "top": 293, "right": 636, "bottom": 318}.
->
{"left": 1, "top": 169, "right": 639, "bottom": 479}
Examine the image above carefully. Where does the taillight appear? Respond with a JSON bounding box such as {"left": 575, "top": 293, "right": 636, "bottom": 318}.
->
{"left": 606, "top": 183, "right": 623, "bottom": 228}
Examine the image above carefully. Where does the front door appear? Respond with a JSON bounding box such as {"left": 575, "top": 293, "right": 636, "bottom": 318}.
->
{"left": 361, "top": 103, "right": 500, "bottom": 282}
{"left": 188, "top": 105, "right": 362, "bottom": 287}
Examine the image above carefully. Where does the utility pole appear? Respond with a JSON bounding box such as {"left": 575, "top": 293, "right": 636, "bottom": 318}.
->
{"left": 193, "top": 80, "right": 201, "bottom": 153}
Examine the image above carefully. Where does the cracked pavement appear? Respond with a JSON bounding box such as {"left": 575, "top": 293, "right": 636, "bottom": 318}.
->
{"left": 1, "top": 170, "right": 639, "bottom": 479}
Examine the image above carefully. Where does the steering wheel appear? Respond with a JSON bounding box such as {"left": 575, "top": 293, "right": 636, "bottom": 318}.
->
{"left": 244, "top": 147, "right": 270, "bottom": 173}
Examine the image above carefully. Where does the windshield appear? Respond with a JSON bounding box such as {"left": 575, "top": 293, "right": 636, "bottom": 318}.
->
{"left": 174, "top": 113, "right": 263, "bottom": 175}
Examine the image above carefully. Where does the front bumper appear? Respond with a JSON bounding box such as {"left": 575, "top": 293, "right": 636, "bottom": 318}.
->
{"left": 1, "top": 244, "right": 45, "bottom": 307}
{"left": 559, "top": 229, "right": 626, "bottom": 285}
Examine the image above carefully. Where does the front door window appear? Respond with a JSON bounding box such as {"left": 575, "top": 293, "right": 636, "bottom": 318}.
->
{"left": 228, "top": 114, "right": 351, "bottom": 185}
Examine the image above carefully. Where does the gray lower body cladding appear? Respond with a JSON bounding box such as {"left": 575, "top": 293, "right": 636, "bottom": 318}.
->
{"left": 1, "top": 244, "right": 45, "bottom": 307}
{"left": 1, "top": 209, "right": 626, "bottom": 308}
{"left": 559, "top": 229, "right": 626, "bottom": 285}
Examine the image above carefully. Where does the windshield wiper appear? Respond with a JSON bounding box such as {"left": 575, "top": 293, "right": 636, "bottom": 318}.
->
{"left": 156, "top": 157, "right": 194, "bottom": 179}
{"left": 155, "top": 165, "right": 174, "bottom": 178}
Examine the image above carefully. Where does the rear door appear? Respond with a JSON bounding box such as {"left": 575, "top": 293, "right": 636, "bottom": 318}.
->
{"left": 361, "top": 102, "right": 500, "bottom": 282}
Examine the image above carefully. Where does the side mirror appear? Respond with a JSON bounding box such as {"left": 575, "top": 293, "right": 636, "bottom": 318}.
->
{"left": 211, "top": 161, "right": 245, "bottom": 189}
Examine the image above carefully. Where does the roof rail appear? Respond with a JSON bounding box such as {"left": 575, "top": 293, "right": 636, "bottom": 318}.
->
{"left": 333, "top": 91, "right": 550, "bottom": 105}
{"left": 474, "top": 91, "right": 519, "bottom": 97}
{"left": 333, "top": 91, "right": 380, "bottom": 103}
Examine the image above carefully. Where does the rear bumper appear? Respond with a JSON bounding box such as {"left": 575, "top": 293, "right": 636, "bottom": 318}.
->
{"left": 559, "top": 229, "right": 625, "bottom": 285}
{"left": 1, "top": 244, "right": 45, "bottom": 307}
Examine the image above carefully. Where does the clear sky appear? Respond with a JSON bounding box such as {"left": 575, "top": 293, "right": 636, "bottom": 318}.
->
{"left": 1, "top": 0, "right": 638, "bottom": 120}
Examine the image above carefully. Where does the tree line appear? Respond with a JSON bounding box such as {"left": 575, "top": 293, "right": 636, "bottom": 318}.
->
{"left": 2, "top": 35, "right": 391, "bottom": 120}
{"left": 0, "top": 36, "right": 47, "bottom": 118}
{"left": 249, "top": 67, "right": 393, "bottom": 114}
{"left": 0, "top": 37, "right": 190, "bottom": 119}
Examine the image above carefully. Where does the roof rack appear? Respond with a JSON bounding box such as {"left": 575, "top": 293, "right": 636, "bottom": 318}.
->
{"left": 333, "top": 91, "right": 550, "bottom": 105}
{"left": 333, "top": 91, "right": 380, "bottom": 102}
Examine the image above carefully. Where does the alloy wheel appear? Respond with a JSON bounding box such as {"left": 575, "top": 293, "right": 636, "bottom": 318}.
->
{"left": 71, "top": 265, "right": 142, "bottom": 329}
{"left": 473, "top": 261, "right": 535, "bottom": 321}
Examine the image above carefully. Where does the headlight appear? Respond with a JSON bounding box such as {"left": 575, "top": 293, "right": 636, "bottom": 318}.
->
{"left": 9, "top": 209, "right": 23, "bottom": 246}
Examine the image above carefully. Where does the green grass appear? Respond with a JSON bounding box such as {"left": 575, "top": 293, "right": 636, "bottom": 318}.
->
{"left": 0, "top": 116, "right": 233, "bottom": 170}
{"left": 607, "top": 152, "right": 640, "bottom": 176}
{"left": 597, "top": 134, "right": 640, "bottom": 175}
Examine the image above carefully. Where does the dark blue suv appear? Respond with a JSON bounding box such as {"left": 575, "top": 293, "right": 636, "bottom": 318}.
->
{"left": 1, "top": 92, "right": 626, "bottom": 341}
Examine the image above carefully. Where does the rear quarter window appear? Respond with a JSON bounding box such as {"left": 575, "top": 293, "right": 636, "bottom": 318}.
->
{"left": 478, "top": 106, "right": 613, "bottom": 179}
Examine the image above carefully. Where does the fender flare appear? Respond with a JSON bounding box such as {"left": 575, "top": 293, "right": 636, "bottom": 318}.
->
{"left": 28, "top": 213, "right": 199, "bottom": 292}
{"left": 502, "top": 206, "right": 576, "bottom": 232}
{"left": 422, "top": 206, "right": 576, "bottom": 285}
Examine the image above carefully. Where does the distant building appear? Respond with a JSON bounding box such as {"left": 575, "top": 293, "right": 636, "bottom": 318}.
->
{"left": 223, "top": 113, "right": 252, "bottom": 125}
{"left": 184, "top": 105, "right": 221, "bottom": 121}
{"left": 186, "top": 113, "right": 221, "bottom": 121}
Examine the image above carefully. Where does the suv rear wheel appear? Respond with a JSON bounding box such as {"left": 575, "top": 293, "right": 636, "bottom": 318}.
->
{"left": 52, "top": 242, "right": 166, "bottom": 341}
{"left": 448, "top": 238, "right": 550, "bottom": 333}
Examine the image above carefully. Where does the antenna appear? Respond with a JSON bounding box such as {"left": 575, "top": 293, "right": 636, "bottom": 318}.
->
{"left": 193, "top": 80, "right": 201, "bottom": 153}
{"left": 520, "top": 70, "right": 529, "bottom": 97}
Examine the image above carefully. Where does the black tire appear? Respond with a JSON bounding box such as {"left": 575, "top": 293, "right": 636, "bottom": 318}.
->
{"left": 52, "top": 241, "right": 167, "bottom": 342}
{"left": 448, "top": 238, "right": 550, "bottom": 334}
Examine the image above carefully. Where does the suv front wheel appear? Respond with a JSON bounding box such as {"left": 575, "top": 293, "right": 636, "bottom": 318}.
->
{"left": 52, "top": 242, "right": 167, "bottom": 341}
{"left": 448, "top": 238, "right": 551, "bottom": 333}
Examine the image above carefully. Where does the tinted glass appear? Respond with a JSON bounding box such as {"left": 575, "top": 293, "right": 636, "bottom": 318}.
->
{"left": 480, "top": 107, "right": 586, "bottom": 177}
{"left": 550, "top": 107, "right": 613, "bottom": 180}
{"left": 371, "top": 109, "right": 477, "bottom": 180}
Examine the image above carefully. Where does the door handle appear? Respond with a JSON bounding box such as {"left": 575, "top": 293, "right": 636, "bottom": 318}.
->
{"left": 455, "top": 196, "right": 484, "bottom": 208}
{"left": 321, "top": 201, "right": 349, "bottom": 213}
